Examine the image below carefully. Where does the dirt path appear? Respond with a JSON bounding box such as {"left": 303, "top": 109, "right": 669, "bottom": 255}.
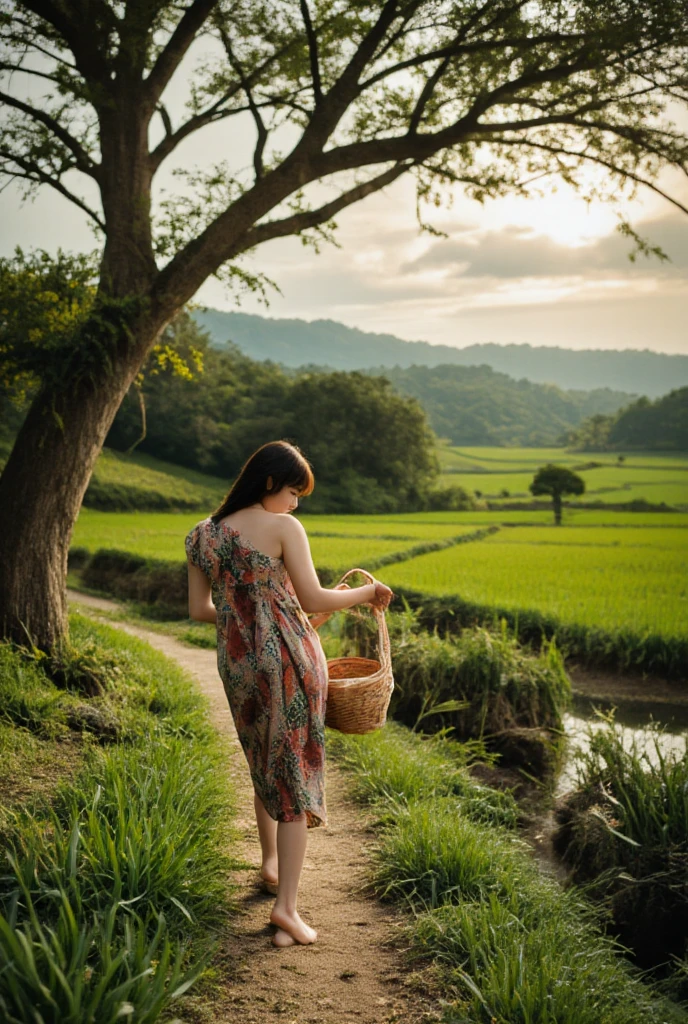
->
{"left": 67, "top": 590, "right": 442, "bottom": 1024}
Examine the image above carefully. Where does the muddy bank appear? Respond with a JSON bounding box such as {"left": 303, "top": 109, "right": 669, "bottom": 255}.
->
{"left": 569, "top": 665, "right": 688, "bottom": 705}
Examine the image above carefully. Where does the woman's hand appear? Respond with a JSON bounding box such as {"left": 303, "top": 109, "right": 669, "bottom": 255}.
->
{"left": 368, "top": 579, "right": 393, "bottom": 611}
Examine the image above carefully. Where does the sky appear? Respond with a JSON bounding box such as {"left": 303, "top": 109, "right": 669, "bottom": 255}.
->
{"left": 2, "top": 37, "right": 687, "bottom": 356}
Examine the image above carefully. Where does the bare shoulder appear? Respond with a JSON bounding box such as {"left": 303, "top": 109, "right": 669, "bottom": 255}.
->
{"left": 278, "top": 513, "right": 308, "bottom": 543}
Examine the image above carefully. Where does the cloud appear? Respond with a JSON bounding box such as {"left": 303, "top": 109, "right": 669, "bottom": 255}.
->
{"left": 401, "top": 213, "right": 688, "bottom": 280}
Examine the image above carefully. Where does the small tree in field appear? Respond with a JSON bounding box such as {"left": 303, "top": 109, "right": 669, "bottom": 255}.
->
{"left": 530, "top": 465, "right": 585, "bottom": 524}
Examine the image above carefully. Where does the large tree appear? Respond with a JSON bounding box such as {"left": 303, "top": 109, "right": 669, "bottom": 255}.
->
{"left": 1, "top": 0, "right": 687, "bottom": 648}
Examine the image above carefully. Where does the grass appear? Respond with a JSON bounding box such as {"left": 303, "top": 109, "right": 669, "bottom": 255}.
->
{"left": 377, "top": 526, "right": 688, "bottom": 641}
{"left": 85, "top": 447, "right": 228, "bottom": 511}
{"left": 435, "top": 446, "right": 688, "bottom": 508}
{"left": 554, "top": 720, "right": 688, "bottom": 995}
{"left": 0, "top": 612, "right": 236, "bottom": 1022}
{"left": 72, "top": 510, "right": 428, "bottom": 569}
{"left": 327, "top": 722, "right": 687, "bottom": 1024}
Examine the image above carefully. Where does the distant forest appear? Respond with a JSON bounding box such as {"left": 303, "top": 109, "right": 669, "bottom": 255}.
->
{"left": 566, "top": 387, "right": 688, "bottom": 451}
{"left": 194, "top": 308, "right": 688, "bottom": 398}
{"left": 3, "top": 312, "right": 683, "bottom": 519}
{"left": 103, "top": 315, "right": 440, "bottom": 514}
{"left": 360, "top": 364, "right": 630, "bottom": 447}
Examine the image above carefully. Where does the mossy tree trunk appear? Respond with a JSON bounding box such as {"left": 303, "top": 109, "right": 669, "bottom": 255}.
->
{"left": 0, "top": 312, "right": 163, "bottom": 649}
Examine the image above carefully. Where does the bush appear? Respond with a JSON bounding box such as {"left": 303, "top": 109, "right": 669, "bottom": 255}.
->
{"left": 81, "top": 549, "right": 188, "bottom": 618}
{"left": 424, "top": 485, "right": 481, "bottom": 512}
{"left": 554, "top": 720, "right": 688, "bottom": 989}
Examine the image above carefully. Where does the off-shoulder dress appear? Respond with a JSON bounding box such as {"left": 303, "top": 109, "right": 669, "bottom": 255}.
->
{"left": 185, "top": 517, "right": 328, "bottom": 828}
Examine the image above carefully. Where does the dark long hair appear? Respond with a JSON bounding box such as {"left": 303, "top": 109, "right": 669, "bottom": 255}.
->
{"left": 209, "top": 440, "right": 314, "bottom": 522}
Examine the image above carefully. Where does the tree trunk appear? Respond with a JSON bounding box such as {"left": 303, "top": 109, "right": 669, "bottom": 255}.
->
{"left": 0, "top": 316, "right": 162, "bottom": 650}
{"left": 553, "top": 493, "right": 562, "bottom": 526}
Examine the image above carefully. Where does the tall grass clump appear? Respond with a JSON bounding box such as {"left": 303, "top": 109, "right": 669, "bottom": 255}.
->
{"left": 328, "top": 723, "right": 685, "bottom": 1024}
{"left": 326, "top": 721, "right": 518, "bottom": 829}
{"left": 0, "top": 613, "right": 235, "bottom": 1023}
{"left": 554, "top": 720, "right": 688, "bottom": 991}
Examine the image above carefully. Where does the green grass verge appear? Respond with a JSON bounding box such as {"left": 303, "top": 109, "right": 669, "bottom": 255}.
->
{"left": 0, "top": 612, "right": 236, "bottom": 1022}
{"left": 327, "top": 722, "right": 687, "bottom": 1024}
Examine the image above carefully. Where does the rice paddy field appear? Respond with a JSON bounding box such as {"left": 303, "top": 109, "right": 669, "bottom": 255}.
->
{"left": 70, "top": 446, "right": 688, "bottom": 677}
{"left": 376, "top": 525, "right": 688, "bottom": 641}
{"left": 437, "top": 445, "right": 688, "bottom": 507}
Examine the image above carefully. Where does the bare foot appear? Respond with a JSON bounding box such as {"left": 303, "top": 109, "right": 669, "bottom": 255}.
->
{"left": 271, "top": 927, "right": 296, "bottom": 948}
{"left": 269, "top": 906, "right": 317, "bottom": 945}
{"left": 260, "top": 859, "right": 278, "bottom": 886}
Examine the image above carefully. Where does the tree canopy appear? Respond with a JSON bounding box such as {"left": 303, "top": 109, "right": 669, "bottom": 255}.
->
{"left": 104, "top": 312, "right": 440, "bottom": 512}
{"left": 530, "top": 463, "right": 585, "bottom": 523}
{"left": 565, "top": 387, "right": 688, "bottom": 451}
{"left": 2, "top": 0, "right": 688, "bottom": 322}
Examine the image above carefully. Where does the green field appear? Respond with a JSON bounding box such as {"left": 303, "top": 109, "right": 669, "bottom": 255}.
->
{"left": 72, "top": 510, "right": 438, "bottom": 571}
{"left": 437, "top": 445, "right": 688, "bottom": 508}
{"left": 377, "top": 526, "right": 688, "bottom": 640}
{"left": 70, "top": 446, "right": 688, "bottom": 675}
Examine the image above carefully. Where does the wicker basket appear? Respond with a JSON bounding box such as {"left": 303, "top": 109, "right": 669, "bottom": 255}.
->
{"left": 315, "top": 568, "right": 394, "bottom": 735}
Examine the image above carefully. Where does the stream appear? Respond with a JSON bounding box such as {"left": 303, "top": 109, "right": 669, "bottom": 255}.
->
{"left": 557, "top": 691, "right": 688, "bottom": 795}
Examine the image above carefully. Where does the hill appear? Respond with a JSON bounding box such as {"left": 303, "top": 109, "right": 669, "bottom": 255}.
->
{"left": 193, "top": 309, "right": 688, "bottom": 398}
{"left": 567, "top": 387, "right": 688, "bottom": 451}
{"left": 365, "top": 364, "right": 632, "bottom": 447}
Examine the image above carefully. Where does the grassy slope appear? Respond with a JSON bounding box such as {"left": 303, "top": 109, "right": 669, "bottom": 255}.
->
{"left": 0, "top": 613, "right": 237, "bottom": 1020}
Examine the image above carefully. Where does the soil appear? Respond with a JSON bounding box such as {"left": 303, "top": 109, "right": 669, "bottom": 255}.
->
{"left": 67, "top": 590, "right": 444, "bottom": 1024}
{"left": 569, "top": 665, "right": 688, "bottom": 706}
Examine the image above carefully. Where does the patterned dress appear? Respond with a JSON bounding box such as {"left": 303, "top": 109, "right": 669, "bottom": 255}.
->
{"left": 185, "top": 517, "right": 328, "bottom": 828}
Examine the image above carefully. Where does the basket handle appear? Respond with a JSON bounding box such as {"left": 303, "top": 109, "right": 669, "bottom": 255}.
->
{"left": 313, "top": 567, "right": 391, "bottom": 674}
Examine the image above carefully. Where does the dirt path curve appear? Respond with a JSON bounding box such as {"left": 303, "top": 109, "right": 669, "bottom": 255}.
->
{"left": 67, "top": 590, "right": 442, "bottom": 1024}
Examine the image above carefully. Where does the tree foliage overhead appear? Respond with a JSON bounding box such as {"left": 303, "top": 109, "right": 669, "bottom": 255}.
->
{"left": 2, "top": 0, "right": 687, "bottom": 323}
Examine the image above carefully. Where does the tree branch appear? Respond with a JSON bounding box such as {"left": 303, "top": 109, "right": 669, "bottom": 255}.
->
{"left": 246, "top": 163, "right": 410, "bottom": 246}
{"left": 0, "top": 62, "right": 65, "bottom": 87}
{"left": 300, "top": 0, "right": 323, "bottom": 105}
{"left": 0, "top": 90, "right": 99, "bottom": 179}
{"left": 491, "top": 136, "right": 688, "bottom": 214}
{"left": 149, "top": 40, "right": 299, "bottom": 173}
{"left": 0, "top": 148, "right": 105, "bottom": 227}
{"left": 217, "top": 25, "right": 269, "bottom": 180}
{"left": 144, "top": 0, "right": 220, "bottom": 109}
{"left": 17, "top": 0, "right": 110, "bottom": 85}
{"left": 408, "top": 56, "right": 450, "bottom": 134}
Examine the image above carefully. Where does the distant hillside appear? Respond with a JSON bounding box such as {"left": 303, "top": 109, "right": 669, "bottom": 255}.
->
{"left": 567, "top": 387, "right": 688, "bottom": 451}
{"left": 193, "top": 309, "right": 688, "bottom": 398}
{"left": 366, "top": 364, "right": 634, "bottom": 447}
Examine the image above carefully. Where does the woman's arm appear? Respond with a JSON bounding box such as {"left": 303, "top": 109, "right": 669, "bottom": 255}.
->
{"left": 280, "top": 516, "right": 390, "bottom": 614}
{"left": 187, "top": 563, "right": 217, "bottom": 624}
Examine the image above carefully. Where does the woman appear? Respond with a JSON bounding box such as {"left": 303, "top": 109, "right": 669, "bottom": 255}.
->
{"left": 185, "top": 440, "right": 393, "bottom": 948}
